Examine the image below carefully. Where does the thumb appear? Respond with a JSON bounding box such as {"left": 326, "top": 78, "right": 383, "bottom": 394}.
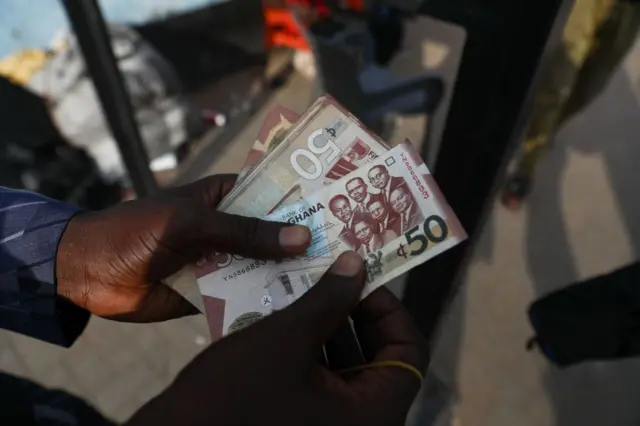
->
{"left": 283, "top": 252, "right": 365, "bottom": 347}
{"left": 207, "top": 211, "right": 311, "bottom": 259}
{"left": 170, "top": 209, "right": 311, "bottom": 262}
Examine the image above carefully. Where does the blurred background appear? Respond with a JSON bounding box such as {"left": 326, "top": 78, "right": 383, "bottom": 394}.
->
{"left": 2, "top": 0, "right": 640, "bottom": 425}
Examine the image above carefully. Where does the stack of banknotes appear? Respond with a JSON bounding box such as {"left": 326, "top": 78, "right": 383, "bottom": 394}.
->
{"left": 186, "top": 95, "right": 467, "bottom": 339}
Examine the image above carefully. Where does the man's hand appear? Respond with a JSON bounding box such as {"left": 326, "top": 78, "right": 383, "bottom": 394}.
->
{"left": 127, "top": 252, "right": 428, "bottom": 426}
{"left": 55, "top": 175, "right": 311, "bottom": 322}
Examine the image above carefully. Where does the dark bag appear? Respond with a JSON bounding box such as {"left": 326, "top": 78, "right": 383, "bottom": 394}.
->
{"left": 528, "top": 263, "right": 640, "bottom": 367}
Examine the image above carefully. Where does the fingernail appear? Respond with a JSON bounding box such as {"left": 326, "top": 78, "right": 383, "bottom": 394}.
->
{"left": 331, "top": 251, "right": 362, "bottom": 277}
{"left": 279, "top": 225, "right": 311, "bottom": 250}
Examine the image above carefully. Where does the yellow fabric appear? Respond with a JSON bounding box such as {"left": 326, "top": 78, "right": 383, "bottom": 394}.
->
{"left": 0, "top": 49, "right": 48, "bottom": 86}
{"left": 515, "top": 0, "right": 640, "bottom": 178}
{"left": 524, "top": 0, "right": 612, "bottom": 151}
{"left": 563, "top": 0, "right": 612, "bottom": 66}
{"left": 337, "top": 360, "right": 424, "bottom": 382}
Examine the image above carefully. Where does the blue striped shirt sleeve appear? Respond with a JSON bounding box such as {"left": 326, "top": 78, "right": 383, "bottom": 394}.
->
{"left": 0, "top": 187, "right": 90, "bottom": 347}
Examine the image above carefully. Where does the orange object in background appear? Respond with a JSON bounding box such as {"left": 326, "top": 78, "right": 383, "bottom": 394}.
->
{"left": 264, "top": 0, "right": 365, "bottom": 51}
{"left": 264, "top": 7, "right": 311, "bottom": 50}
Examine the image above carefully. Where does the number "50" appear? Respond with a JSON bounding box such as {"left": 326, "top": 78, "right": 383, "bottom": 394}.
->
{"left": 290, "top": 129, "right": 342, "bottom": 180}
{"left": 404, "top": 215, "right": 448, "bottom": 256}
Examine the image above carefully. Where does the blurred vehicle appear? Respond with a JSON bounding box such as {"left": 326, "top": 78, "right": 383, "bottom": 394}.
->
{"left": 27, "top": 24, "right": 199, "bottom": 184}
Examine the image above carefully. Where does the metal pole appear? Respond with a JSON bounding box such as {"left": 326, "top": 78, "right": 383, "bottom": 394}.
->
{"left": 60, "top": 0, "right": 157, "bottom": 197}
{"left": 402, "top": 0, "right": 572, "bottom": 340}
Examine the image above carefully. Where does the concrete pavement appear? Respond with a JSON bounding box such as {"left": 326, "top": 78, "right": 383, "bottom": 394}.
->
{"left": 431, "top": 32, "right": 640, "bottom": 426}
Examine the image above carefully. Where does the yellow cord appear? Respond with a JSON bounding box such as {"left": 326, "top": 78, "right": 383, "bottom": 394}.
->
{"left": 337, "top": 361, "right": 423, "bottom": 382}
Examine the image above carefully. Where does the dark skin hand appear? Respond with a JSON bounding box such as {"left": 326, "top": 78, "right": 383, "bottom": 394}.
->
{"left": 55, "top": 176, "right": 428, "bottom": 425}
{"left": 127, "top": 252, "right": 429, "bottom": 426}
{"left": 55, "top": 175, "right": 311, "bottom": 321}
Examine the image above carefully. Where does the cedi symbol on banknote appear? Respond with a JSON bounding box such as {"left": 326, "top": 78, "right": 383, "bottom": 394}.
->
{"left": 397, "top": 214, "right": 449, "bottom": 259}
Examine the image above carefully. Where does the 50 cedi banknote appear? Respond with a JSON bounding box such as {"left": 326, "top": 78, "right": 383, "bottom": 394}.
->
{"left": 197, "top": 140, "right": 466, "bottom": 338}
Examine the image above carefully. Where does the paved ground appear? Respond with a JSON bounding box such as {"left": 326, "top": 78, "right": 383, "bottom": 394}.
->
{"left": 2, "top": 16, "right": 640, "bottom": 426}
{"left": 432, "top": 31, "right": 640, "bottom": 426}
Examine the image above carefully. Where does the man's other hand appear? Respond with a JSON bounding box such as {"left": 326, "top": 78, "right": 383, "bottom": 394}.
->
{"left": 55, "top": 175, "right": 311, "bottom": 322}
{"left": 127, "top": 252, "right": 428, "bottom": 426}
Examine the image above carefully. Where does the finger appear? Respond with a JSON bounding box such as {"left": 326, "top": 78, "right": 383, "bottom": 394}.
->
{"left": 282, "top": 252, "right": 365, "bottom": 349}
{"left": 104, "top": 284, "right": 198, "bottom": 322}
{"left": 194, "top": 212, "right": 310, "bottom": 259}
{"left": 161, "top": 175, "right": 310, "bottom": 261}
{"left": 346, "top": 288, "right": 428, "bottom": 404}
{"left": 195, "top": 174, "right": 238, "bottom": 204}
{"left": 165, "top": 175, "right": 238, "bottom": 206}
{"left": 352, "top": 287, "right": 428, "bottom": 371}
{"left": 324, "top": 320, "right": 364, "bottom": 371}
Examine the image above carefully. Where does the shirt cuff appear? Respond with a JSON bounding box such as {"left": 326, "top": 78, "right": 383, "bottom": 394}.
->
{"left": 0, "top": 196, "right": 90, "bottom": 347}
